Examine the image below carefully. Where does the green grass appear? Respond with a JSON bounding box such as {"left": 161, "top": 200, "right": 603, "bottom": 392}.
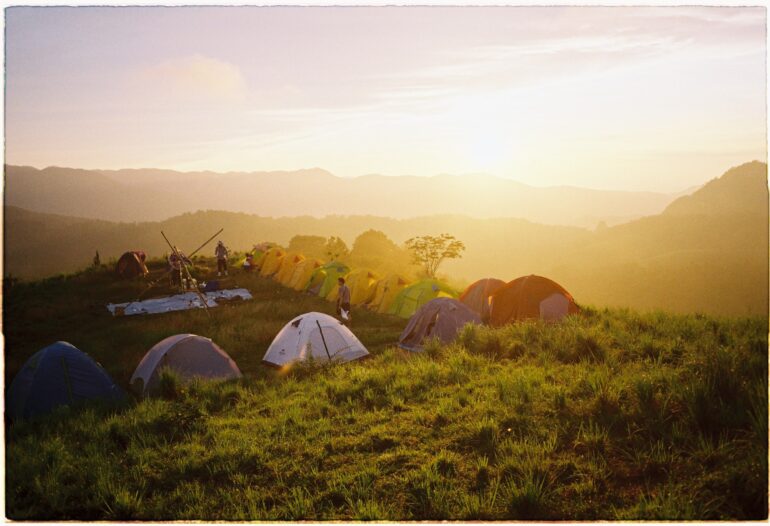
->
{"left": 4, "top": 257, "right": 768, "bottom": 520}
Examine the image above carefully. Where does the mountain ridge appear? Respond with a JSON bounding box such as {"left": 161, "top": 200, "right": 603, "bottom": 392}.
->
{"left": 5, "top": 163, "right": 696, "bottom": 226}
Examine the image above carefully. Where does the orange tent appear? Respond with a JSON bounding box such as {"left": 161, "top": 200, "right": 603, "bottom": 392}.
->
{"left": 489, "top": 275, "right": 579, "bottom": 326}
{"left": 459, "top": 278, "right": 506, "bottom": 320}
{"left": 115, "top": 251, "right": 149, "bottom": 279}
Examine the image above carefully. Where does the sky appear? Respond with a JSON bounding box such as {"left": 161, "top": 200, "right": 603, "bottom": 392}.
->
{"left": 4, "top": 6, "right": 767, "bottom": 191}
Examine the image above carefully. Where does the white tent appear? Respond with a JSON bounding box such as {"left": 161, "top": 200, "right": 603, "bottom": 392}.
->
{"left": 131, "top": 334, "right": 242, "bottom": 395}
{"left": 263, "top": 312, "right": 369, "bottom": 367}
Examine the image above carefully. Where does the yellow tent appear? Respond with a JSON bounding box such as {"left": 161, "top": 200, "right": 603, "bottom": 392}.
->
{"left": 259, "top": 247, "right": 286, "bottom": 277}
{"left": 348, "top": 269, "right": 381, "bottom": 305}
{"left": 275, "top": 253, "right": 305, "bottom": 285}
{"left": 289, "top": 258, "right": 323, "bottom": 290}
{"left": 326, "top": 268, "right": 380, "bottom": 304}
{"left": 368, "top": 273, "right": 410, "bottom": 313}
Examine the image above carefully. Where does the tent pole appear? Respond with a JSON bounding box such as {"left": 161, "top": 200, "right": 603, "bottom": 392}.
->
{"left": 316, "top": 320, "right": 332, "bottom": 361}
{"left": 188, "top": 228, "right": 224, "bottom": 258}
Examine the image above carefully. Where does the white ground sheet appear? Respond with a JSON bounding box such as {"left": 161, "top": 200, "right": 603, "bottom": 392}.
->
{"left": 107, "top": 288, "right": 253, "bottom": 316}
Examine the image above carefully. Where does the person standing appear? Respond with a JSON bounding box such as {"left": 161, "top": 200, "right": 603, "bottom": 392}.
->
{"left": 215, "top": 240, "right": 229, "bottom": 276}
{"left": 168, "top": 250, "right": 183, "bottom": 288}
{"left": 336, "top": 277, "right": 351, "bottom": 325}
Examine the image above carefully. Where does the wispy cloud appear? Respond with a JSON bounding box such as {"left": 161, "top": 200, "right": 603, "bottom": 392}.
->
{"left": 134, "top": 54, "right": 248, "bottom": 103}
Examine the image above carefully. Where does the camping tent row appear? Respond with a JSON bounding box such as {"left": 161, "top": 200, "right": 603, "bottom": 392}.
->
{"left": 8, "top": 316, "right": 370, "bottom": 421}
{"left": 398, "top": 275, "right": 579, "bottom": 352}
{"left": 249, "top": 246, "right": 458, "bottom": 319}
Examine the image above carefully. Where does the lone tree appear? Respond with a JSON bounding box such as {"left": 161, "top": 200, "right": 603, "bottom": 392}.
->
{"left": 405, "top": 233, "right": 465, "bottom": 278}
{"left": 325, "top": 236, "right": 350, "bottom": 262}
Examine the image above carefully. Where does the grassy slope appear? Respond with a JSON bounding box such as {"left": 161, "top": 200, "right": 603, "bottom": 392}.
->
{"left": 4, "top": 258, "right": 768, "bottom": 520}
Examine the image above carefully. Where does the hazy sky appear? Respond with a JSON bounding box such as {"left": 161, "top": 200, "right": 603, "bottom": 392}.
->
{"left": 5, "top": 6, "right": 767, "bottom": 191}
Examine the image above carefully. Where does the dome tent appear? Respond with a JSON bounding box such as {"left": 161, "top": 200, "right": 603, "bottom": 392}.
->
{"left": 275, "top": 253, "right": 305, "bottom": 285}
{"left": 398, "top": 298, "right": 482, "bottom": 352}
{"left": 289, "top": 258, "right": 323, "bottom": 291}
{"left": 459, "top": 278, "right": 506, "bottom": 320}
{"left": 489, "top": 275, "right": 579, "bottom": 326}
{"left": 131, "top": 334, "right": 242, "bottom": 396}
{"left": 305, "top": 262, "right": 349, "bottom": 297}
{"left": 388, "top": 279, "right": 456, "bottom": 319}
{"left": 326, "top": 268, "right": 380, "bottom": 304}
{"left": 7, "top": 341, "right": 126, "bottom": 421}
{"left": 263, "top": 312, "right": 369, "bottom": 367}
{"left": 259, "top": 247, "right": 286, "bottom": 277}
{"left": 115, "top": 251, "right": 149, "bottom": 279}
{"left": 368, "top": 273, "right": 410, "bottom": 313}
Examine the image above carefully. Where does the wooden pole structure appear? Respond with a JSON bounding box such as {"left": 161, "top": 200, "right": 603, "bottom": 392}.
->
{"left": 135, "top": 228, "right": 223, "bottom": 302}
{"left": 188, "top": 228, "right": 224, "bottom": 258}
{"left": 161, "top": 230, "right": 212, "bottom": 317}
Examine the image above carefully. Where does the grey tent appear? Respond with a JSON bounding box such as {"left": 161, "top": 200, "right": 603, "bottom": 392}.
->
{"left": 130, "top": 334, "right": 242, "bottom": 396}
{"left": 398, "top": 297, "right": 482, "bottom": 352}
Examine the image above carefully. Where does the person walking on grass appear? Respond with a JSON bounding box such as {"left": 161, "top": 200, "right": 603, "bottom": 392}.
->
{"left": 336, "top": 277, "right": 351, "bottom": 326}
{"left": 215, "top": 240, "right": 229, "bottom": 277}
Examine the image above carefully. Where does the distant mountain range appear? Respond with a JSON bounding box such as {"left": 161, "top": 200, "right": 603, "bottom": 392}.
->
{"left": 4, "top": 164, "right": 694, "bottom": 228}
{"left": 4, "top": 161, "right": 767, "bottom": 316}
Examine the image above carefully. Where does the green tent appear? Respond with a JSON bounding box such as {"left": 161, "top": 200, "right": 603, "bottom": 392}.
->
{"left": 305, "top": 262, "right": 350, "bottom": 297}
{"left": 388, "top": 279, "right": 457, "bottom": 319}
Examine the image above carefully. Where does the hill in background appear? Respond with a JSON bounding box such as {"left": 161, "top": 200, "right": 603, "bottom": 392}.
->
{"left": 4, "top": 161, "right": 767, "bottom": 316}
{"left": 4, "top": 164, "right": 689, "bottom": 228}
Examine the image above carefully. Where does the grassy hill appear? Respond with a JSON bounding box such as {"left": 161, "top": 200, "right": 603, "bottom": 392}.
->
{"left": 4, "top": 259, "right": 767, "bottom": 520}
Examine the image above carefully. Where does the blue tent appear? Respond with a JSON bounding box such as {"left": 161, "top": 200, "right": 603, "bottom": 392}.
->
{"left": 7, "top": 341, "right": 126, "bottom": 421}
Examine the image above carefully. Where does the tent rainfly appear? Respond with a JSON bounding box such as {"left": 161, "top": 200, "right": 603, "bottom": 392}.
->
{"left": 7, "top": 341, "right": 126, "bottom": 420}
{"left": 130, "top": 334, "right": 242, "bottom": 396}
{"left": 398, "top": 298, "right": 482, "bottom": 352}
{"left": 263, "top": 312, "right": 369, "bottom": 367}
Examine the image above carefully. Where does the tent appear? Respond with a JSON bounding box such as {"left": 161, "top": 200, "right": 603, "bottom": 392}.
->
{"left": 489, "top": 275, "right": 579, "bottom": 326}
{"left": 326, "top": 268, "right": 380, "bottom": 304}
{"left": 252, "top": 242, "right": 274, "bottom": 271}
{"left": 305, "top": 262, "right": 349, "bottom": 297}
{"left": 398, "top": 298, "right": 482, "bottom": 352}
{"left": 289, "top": 258, "right": 323, "bottom": 291}
{"left": 388, "top": 279, "right": 456, "bottom": 319}
{"left": 115, "top": 251, "right": 149, "bottom": 279}
{"left": 275, "top": 253, "right": 305, "bottom": 286}
{"left": 368, "top": 273, "right": 410, "bottom": 313}
{"left": 259, "top": 247, "right": 286, "bottom": 277}
{"left": 263, "top": 312, "right": 369, "bottom": 367}
{"left": 7, "top": 341, "right": 126, "bottom": 421}
{"left": 459, "top": 278, "right": 506, "bottom": 320}
{"left": 130, "top": 334, "right": 242, "bottom": 396}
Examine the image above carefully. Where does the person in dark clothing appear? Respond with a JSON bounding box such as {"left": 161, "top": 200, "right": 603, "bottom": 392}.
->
{"left": 336, "top": 277, "right": 351, "bottom": 325}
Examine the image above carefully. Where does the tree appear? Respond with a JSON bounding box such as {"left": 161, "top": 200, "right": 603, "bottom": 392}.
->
{"left": 404, "top": 233, "right": 465, "bottom": 278}
{"left": 288, "top": 235, "right": 327, "bottom": 259}
{"left": 325, "top": 236, "right": 350, "bottom": 261}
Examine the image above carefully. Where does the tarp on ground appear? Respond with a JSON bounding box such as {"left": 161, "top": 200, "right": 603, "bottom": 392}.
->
{"left": 107, "top": 288, "right": 253, "bottom": 316}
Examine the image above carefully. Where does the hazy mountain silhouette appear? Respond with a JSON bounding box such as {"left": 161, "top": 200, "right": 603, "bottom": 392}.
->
{"left": 4, "top": 161, "right": 766, "bottom": 315}
{"left": 662, "top": 160, "right": 768, "bottom": 217}
{"left": 5, "top": 164, "right": 689, "bottom": 227}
